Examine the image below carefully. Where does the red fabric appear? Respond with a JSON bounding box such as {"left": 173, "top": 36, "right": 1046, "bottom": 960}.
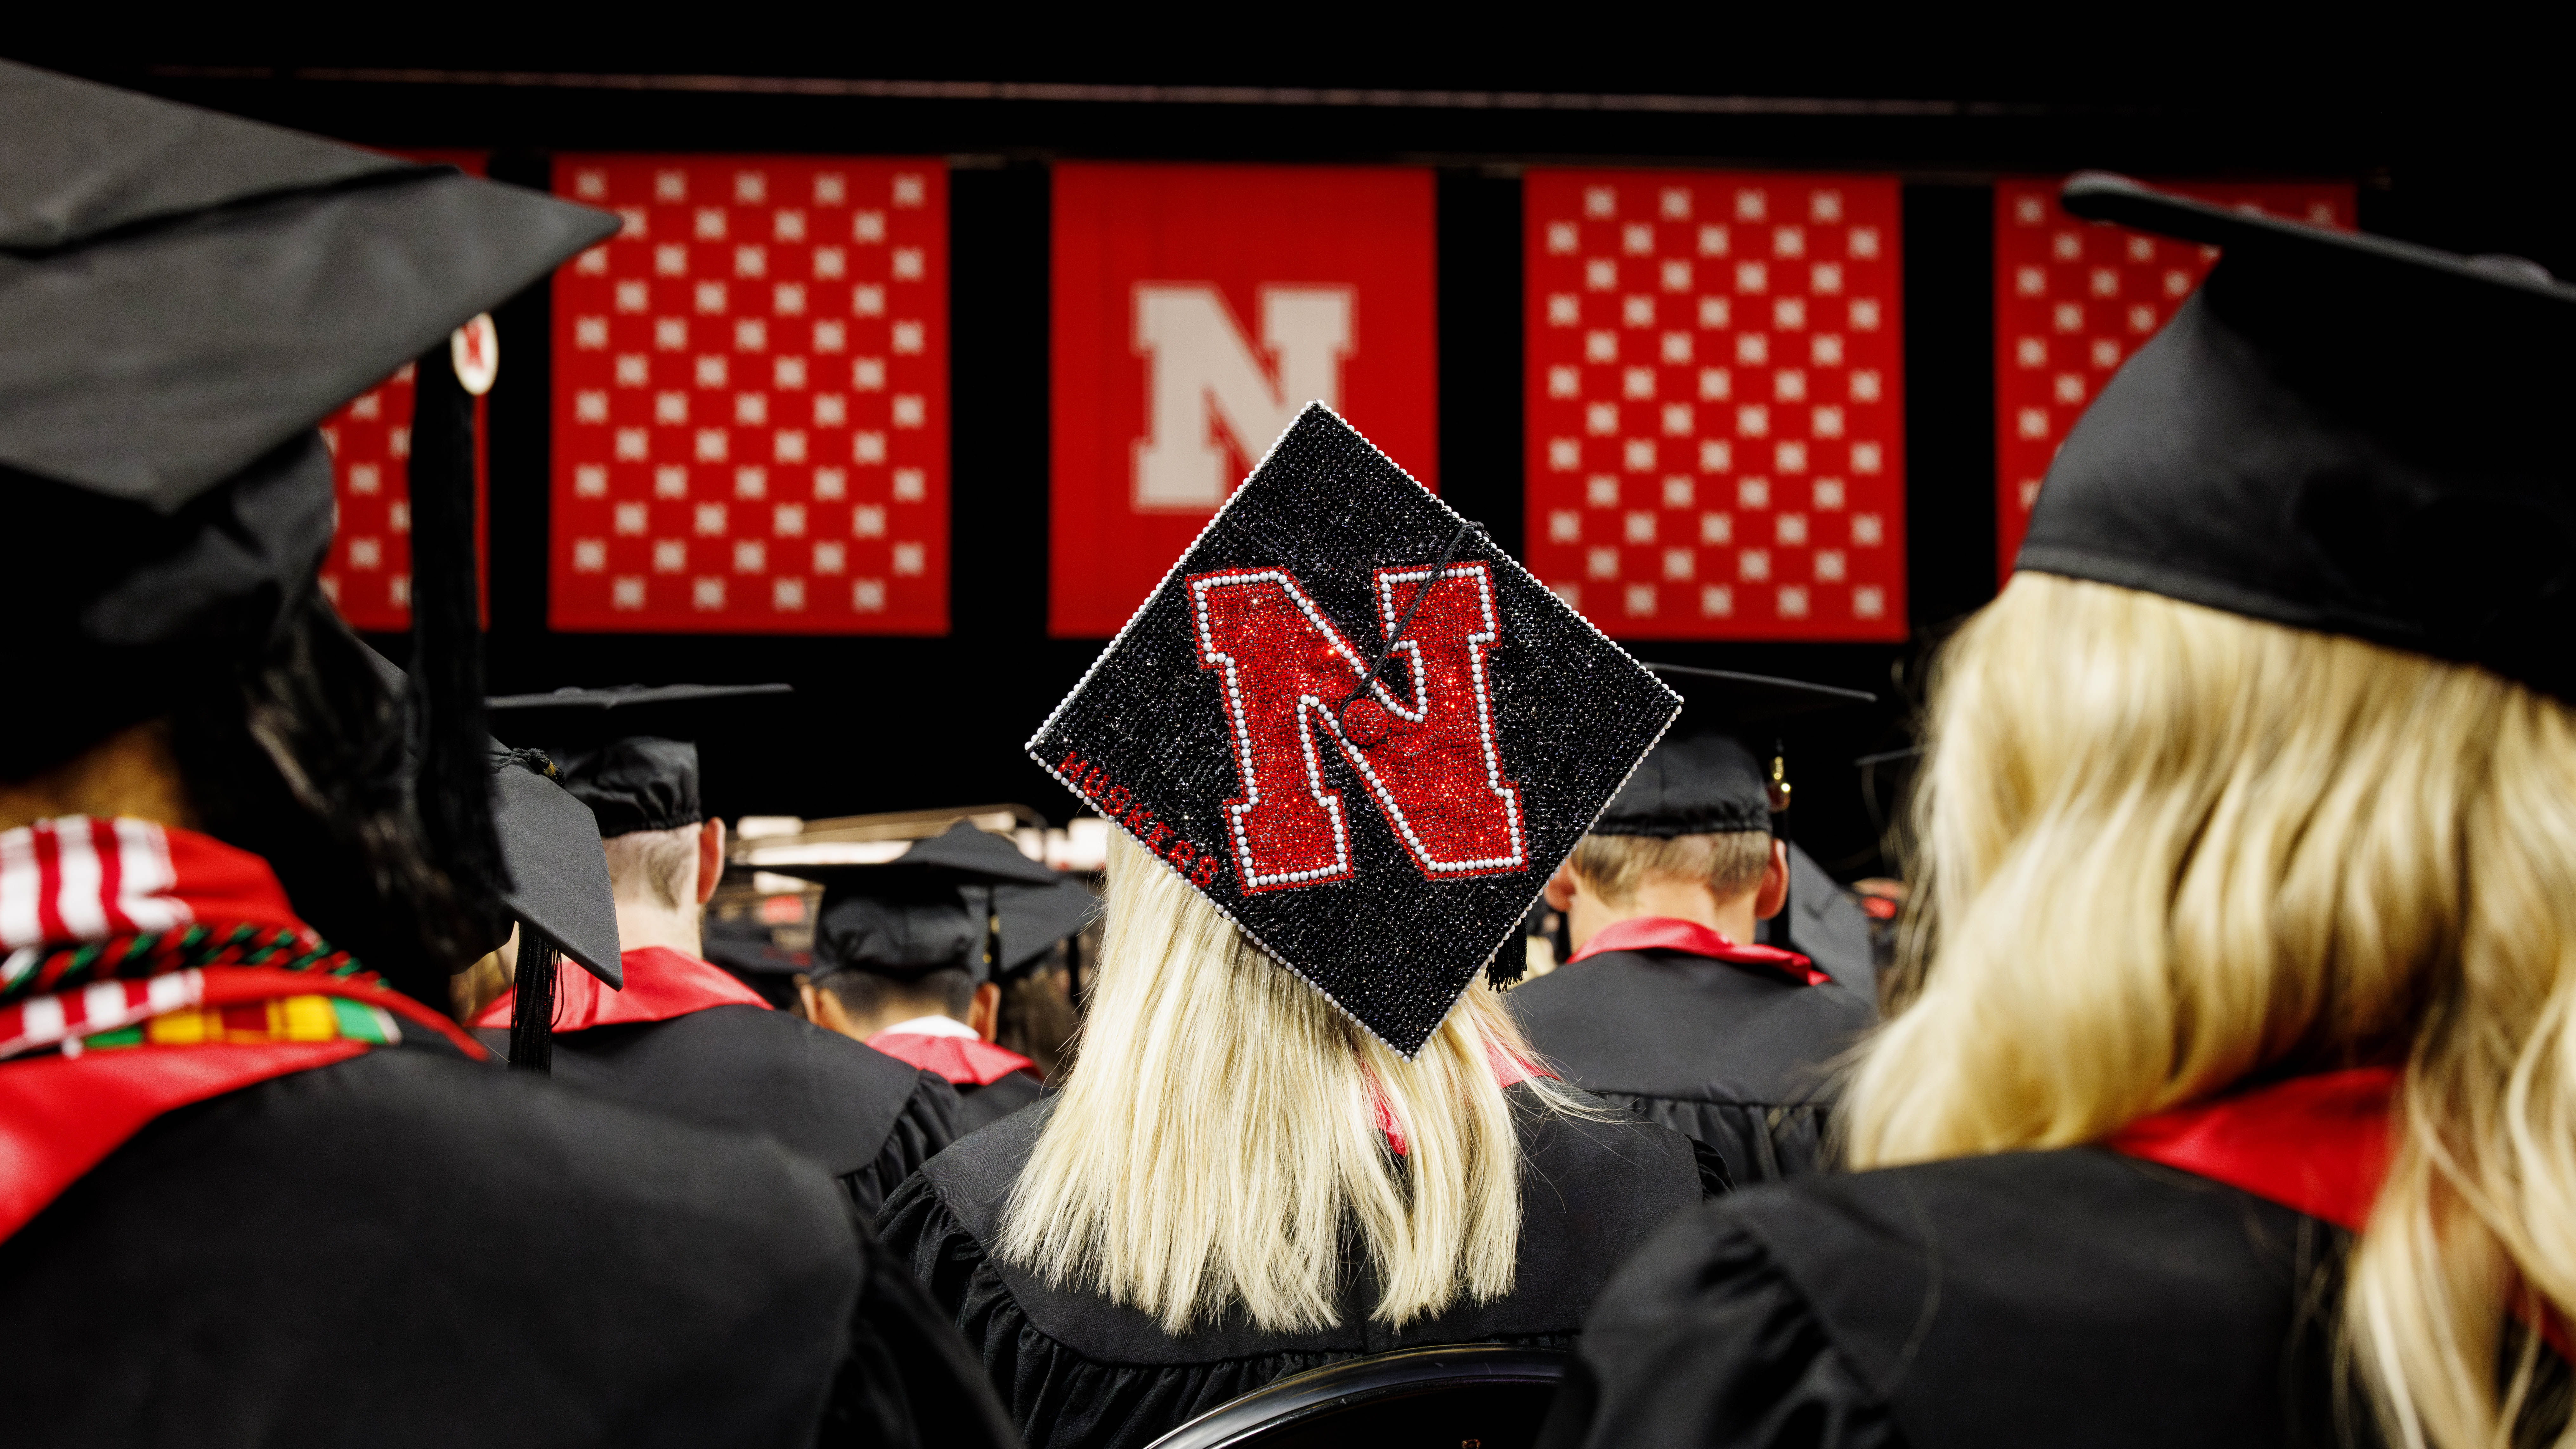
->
{"left": 0, "top": 1038, "right": 369, "bottom": 1239}
{"left": 2110, "top": 1067, "right": 2397, "bottom": 1230}
{"left": 0, "top": 816, "right": 306, "bottom": 953}
{"left": 548, "top": 156, "right": 950, "bottom": 635}
{"left": 865, "top": 1030, "right": 1038, "bottom": 1087}
{"left": 1567, "top": 914, "right": 1828, "bottom": 987}
{"left": 315, "top": 149, "right": 490, "bottom": 631}
{"left": 1991, "top": 178, "right": 2356, "bottom": 580}
{"left": 1184, "top": 564, "right": 1527, "bottom": 891}
{"left": 473, "top": 946, "right": 769, "bottom": 1032}
{"left": 1522, "top": 170, "right": 1907, "bottom": 642}
{"left": 1048, "top": 163, "right": 1438, "bottom": 636}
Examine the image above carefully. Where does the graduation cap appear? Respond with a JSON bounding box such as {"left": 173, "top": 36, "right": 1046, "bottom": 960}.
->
{"left": 767, "top": 822, "right": 1067, "bottom": 989}
{"left": 2023, "top": 172, "right": 2576, "bottom": 700}
{"left": 485, "top": 683, "right": 794, "bottom": 836}
{"left": 992, "top": 877, "right": 1099, "bottom": 980}
{"left": 4, "top": 60, "right": 614, "bottom": 773}
{"left": 1027, "top": 403, "right": 1680, "bottom": 1056}
{"left": 0, "top": 62, "right": 615, "bottom": 1036}
{"left": 1593, "top": 667, "right": 1875, "bottom": 838}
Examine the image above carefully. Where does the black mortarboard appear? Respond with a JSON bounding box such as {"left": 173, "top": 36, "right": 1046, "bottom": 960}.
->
{"left": 812, "top": 878, "right": 982, "bottom": 985}
{"left": 769, "top": 824, "right": 1066, "bottom": 988}
{"left": 993, "top": 877, "right": 1099, "bottom": 979}
{"left": 3, "top": 61, "right": 615, "bottom": 775}
{"left": 1027, "top": 404, "right": 1679, "bottom": 1055}
{"left": 485, "top": 684, "right": 793, "bottom": 836}
{"left": 489, "top": 750, "right": 623, "bottom": 989}
{"left": 1594, "top": 667, "right": 1874, "bottom": 838}
{"left": 2023, "top": 172, "right": 2576, "bottom": 699}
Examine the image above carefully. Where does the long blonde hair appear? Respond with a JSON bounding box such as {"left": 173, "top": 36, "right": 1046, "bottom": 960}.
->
{"left": 996, "top": 829, "right": 1540, "bottom": 1335}
{"left": 1847, "top": 572, "right": 2576, "bottom": 1449}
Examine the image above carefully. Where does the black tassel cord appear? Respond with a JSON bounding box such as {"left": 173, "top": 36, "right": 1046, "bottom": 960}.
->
{"left": 506, "top": 928, "right": 558, "bottom": 1074}
{"left": 407, "top": 339, "right": 520, "bottom": 1017}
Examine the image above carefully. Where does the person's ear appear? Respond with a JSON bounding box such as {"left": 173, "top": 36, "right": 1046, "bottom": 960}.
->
{"left": 1543, "top": 858, "right": 1580, "bottom": 912}
{"left": 968, "top": 981, "right": 1002, "bottom": 1042}
{"left": 800, "top": 977, "right": 856, "bottom": 1037}
{"left": 695, "top": 817, "right": 726, "bottom": 906}
{"left": 1752, "top": 838, "right": 1791, "bottom": 920}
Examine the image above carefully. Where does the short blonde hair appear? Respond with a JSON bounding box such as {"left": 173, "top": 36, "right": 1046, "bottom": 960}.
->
{"left": 1848, "top": 571, "right": 2576, "bottom": 1449}
{"left": 997, "top": 829, "right": 1553, "bottom": 1334}
{"left": 601, "top": 823, "right": 698, "bottom": 910}
{"left": 1569, "top": 830, "right": 1772, "bottom": 904}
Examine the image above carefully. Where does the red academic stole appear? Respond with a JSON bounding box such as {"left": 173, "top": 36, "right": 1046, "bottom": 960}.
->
{"left": 1567, "top": 915, "right": 1830, "bottom": 987}
{"left": 0, "top": 817, "right": 484, "bottom": 1240}
{"left": 865, "top": 1029, "right": 1040, "bottom": 1088}
{"left": 2110, "top": 1066, "right": 2573, "bottom": 1359}
{"left": 473, "top": 944, "right": 770, "bottom": 1032}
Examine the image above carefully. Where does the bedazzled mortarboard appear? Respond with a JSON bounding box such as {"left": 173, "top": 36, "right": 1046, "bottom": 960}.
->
{"left": 2025, "top": 172, "right": 2576, "bottom": 699}
{"left": 1594, "top": 667, "right": 1875, "bottom": 838}
{"left": 1028, "top": 404, "right": 1680, "bottom": 1055}
{"left": 769, "top": 823, "right": 1068, "bottom": 989}
{"left": 2, "top": 60, "right": 615, "bottom": 776}
{"left": 485, "top": 683, "right": 794, "bottom": 836}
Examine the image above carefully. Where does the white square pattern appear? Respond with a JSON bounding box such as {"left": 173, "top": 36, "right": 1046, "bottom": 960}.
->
{"left": 1527, "top": 171, "right": 1905, "bottom": 640}
{"left": 552, "top": 156, "right": 947, "bottom": 632}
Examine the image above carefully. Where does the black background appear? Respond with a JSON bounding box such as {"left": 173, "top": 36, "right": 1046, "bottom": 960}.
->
{"left": 19, "top": 29, "right": 2572, "bottom": 878}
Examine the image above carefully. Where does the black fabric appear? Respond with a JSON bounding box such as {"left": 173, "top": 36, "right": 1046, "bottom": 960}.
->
{"left": 881, "top": 1080, "right": 1709, "bottom": 1449}
{"left": 1545, "top": 1146, "right": 2374, "bottom": 1449}
{"left": 1592, "top": 734, "right": 1772, "bottom": 837}
{"left": 995, "top": 876, "right": 1098, "bottom": 977}
{"left": 1509, "top": 947, "right": 1873, "bottom": 1185}
{"left": 831, "top": 1223, "right": 1025, "bottom": 1449}
{"left": 0, "top": 1049, "right": 865, "bottom": 1447}
{"left": 478, "top": 1003, "right": 959, "bottom": 1221}
{"left": 1027, "top": 404, "right": 1680, "bottom": 1055}
{"left": 553, "top": 735, "right": 703, "bottom": 836}
{"left": 2024, "top": 172, "right": 2576, "bottom": 704}
{"left": 953, "top": 1069, "right": 1045, "bottom": 1136}
{"left": 1784, "top": 841, "right": 1879, "bottom": 1002}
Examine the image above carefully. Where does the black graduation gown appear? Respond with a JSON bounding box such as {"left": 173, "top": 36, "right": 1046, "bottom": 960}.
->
{"left": 1509, "top": 946, "right": 1873, "bottom": 1184}
{"left": 0, "top": 1038, "right": 1016, "bottom": 1448}
{"left": 954, "top": 1067, "right": 1045, "bottom": 1135}
{"left": 482, "top": 1004, "right": 959, "bottom": 1220}
{"left": 880, "top": 1082, "right": 1722, "bottom": 1449}
{"left": 1541, "top": 1146, "right": 2378, "bottom": 1449}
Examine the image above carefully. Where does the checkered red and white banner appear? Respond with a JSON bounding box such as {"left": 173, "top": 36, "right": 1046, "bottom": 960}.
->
{"left": 1048, "top": 164, "right": 1438, "bottom": 637}
{"left": 549, "top": 156, "right": 949, "bottom": 633}
{"left": 314, "top": 150, "right": 489, "bottom": 632}
{"left": 1523, "top": 170, "right": 1906, "bottom": 642}
{"left": 1993, "top": 178, "right": 2356, "bottom": 579}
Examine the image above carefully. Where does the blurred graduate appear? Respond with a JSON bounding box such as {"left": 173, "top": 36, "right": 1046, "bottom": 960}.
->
{"left": 0, "top": 62, "right": 1008, "bottom": 1447}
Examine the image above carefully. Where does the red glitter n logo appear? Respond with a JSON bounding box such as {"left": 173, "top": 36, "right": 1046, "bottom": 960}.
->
{"left": 1188, "top": 563, "right": 1527, "bottom": 892}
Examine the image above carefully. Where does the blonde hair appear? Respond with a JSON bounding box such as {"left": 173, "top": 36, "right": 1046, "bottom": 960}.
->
{"left": 1846, "top": 571, "right": 2576, "bottom": 1449}
{"left": 996, "top": 829, "right": 1544, "bottom": 1335}
{"left": 602, "top": 824, "right": 699, "bottom": 910}
{"left": 1569, "top": 830, "right": 1772, "bottom": 905}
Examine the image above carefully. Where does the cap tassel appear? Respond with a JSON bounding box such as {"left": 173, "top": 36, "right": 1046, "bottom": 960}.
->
{"left": 1338, "top": 517, "right": 1486, "bottom": 745}
{"left": 408, "top": 338, "right": 514, "bottom": 976}
{"left": 506, "top": 926, "right": 557, "bottom": 1074}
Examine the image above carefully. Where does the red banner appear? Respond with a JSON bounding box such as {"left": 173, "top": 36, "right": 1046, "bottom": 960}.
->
{"left": 315, "top": 150, "right": 489, "bottom": 632}
{"left": 1048, "top": 164, "right": 1437, "bottom": 637}
{"left": 1524, "top": 170, "right": 1906, "bottom": 641}
{"left": 550, "top": 156, "right": 949, "bottom": 633}
{"left": 1993, "top": 178, "right": 2355, "bottom": 579}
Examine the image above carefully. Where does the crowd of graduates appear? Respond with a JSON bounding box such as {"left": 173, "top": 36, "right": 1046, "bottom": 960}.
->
{"left": 7, "top": 59, "right": 2576, "bottom": 1449}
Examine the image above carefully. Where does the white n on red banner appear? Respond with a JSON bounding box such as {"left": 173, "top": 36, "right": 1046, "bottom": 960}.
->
{"left": 1524, "top": 170, "right": 1906, "bottom": 642}
{"left": 550, "top": 156, "right": 948, "bottom": 633}
{"left": 1993, "top": 178, "right": 2354, "bottom": 579}
{"left": 1049, "top": 164, "right": 1437, "bottom": 637}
